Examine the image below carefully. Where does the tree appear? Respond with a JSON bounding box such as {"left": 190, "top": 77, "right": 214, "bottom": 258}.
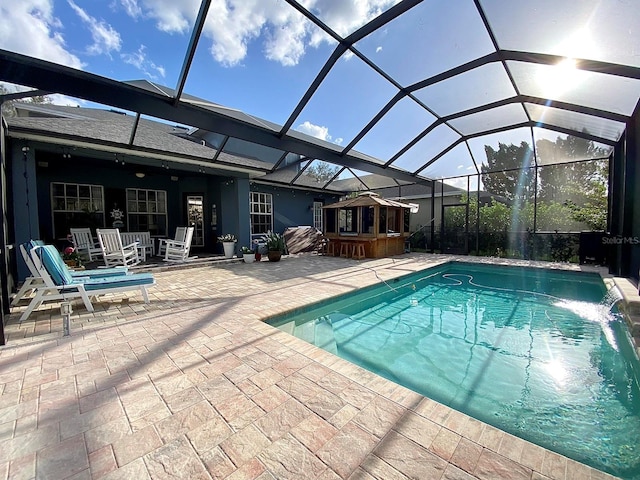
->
{"left": 563, "top": 160, "right": 608, "bottom": 231}
{"left": 480, "top": 134, "right": 609, "bottom": 233}
{"left": 0, "top": 84, "right": 52, "bottom": 118}
{"left": 481, "top": 142, "right": 535, "bottom": 202}
{"left": 536, "top": 134, "right": 608, "bottom": 204}
{"left": 304, "top": 161, "right": 340, "bottom": 184}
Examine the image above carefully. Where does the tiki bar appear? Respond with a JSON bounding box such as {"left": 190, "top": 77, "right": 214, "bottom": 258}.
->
{"left": 322, "top": 192, "right": 416, "bottom": 259}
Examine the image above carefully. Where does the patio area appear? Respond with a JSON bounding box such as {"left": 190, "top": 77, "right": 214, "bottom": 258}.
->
{"left": 0, "top": 253, "right": 618, "bottom": 479}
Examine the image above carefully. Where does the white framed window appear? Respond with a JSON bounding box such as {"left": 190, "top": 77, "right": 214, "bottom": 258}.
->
{"left": 51, "top": 182, "right": 104, "bottom": 238}
{"left": 126, "top": 188, "right": 168, "bottom": 236}
{"left": 250, "top": 192, "right": 273, "bottom": 234}
{"left": 313, "top": 201, "right": 323, "bottom": 231}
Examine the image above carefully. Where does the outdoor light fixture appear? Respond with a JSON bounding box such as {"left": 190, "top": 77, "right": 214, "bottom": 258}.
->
{"left": 135, "top": 172, "right": 145, "bottom": 178}
{"left": 21, "top": 145, "right": 29, "bottom": 153}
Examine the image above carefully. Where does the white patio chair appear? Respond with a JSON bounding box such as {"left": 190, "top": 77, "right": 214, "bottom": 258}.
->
{"left": 96, "top": 228, "right": 140, "bottom": 267}
{"left": 157, "top": 226, "right": 188, "bottom": 257}
{"left": 164, "top": 226, "right": 195, "bottom": 262}
{"left": 70, "top": 228, "right": 102, "bottom": 261}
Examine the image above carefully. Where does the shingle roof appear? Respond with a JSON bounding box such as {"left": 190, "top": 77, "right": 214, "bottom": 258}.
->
{"left": 322, "top": 192, "right": 413, "bottom": 209}
{"left": 8, "top": 103, "right": 273, "bottom": 171}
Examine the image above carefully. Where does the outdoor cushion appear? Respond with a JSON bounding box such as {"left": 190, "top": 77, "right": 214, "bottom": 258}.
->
{"left": 37, "top": 245, "right": 74, "bottom": 285}
{"left": 72, "top": 273, "right": 155, "bottom": 291}
{"left": 35, "top": 244, "right": 153, "bottom": 291}
{"left": 24, "top": 240, "right": 129, "bottom": 279}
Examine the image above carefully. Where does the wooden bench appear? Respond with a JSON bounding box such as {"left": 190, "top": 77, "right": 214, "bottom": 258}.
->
{"left": 120, "top": 231, "right": 154, "bottom": 261}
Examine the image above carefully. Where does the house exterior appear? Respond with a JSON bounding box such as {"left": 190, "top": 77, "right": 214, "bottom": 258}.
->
{"left": 3, "top": 102, "right": 341, "bottom": 282}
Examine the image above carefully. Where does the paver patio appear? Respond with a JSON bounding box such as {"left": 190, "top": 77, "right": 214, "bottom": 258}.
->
{"left": 0, "top": 253, "right": 618, "bottom": 479}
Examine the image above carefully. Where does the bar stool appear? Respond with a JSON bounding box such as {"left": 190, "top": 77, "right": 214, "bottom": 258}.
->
{"left": 340, "top": 242, "right": 350, "bottom": 258}
{"left": 352, "top": 243, "right": 366, "bottom": 260}
{"left": 326, "top": 241, "right": 336, "bottom": 256}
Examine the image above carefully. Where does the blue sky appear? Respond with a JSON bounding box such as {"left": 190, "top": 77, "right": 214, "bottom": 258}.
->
{"left": 0, "top": 1, "right": 404, "bottom": 140}
{"left": 0, "top": 0, "right": 629, "bottom": 188}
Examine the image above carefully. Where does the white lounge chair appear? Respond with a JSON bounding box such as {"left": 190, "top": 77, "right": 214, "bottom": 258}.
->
{"left": 96, "top": 228, "right": 140, "bottom": 267}
{"left": 20, "top": 244, "right": 154, "bottom": 322}
{"left": 157, "top": 227, "right": 188, "bottom": 258}
{"left": 70, "top": 228, "right": 102, "bottom": 261}
{"left": 164, "top": 226, "right": 195, "bottom": 262}
{"left": 11, "top": 240, "right": 129, "bottom": 307}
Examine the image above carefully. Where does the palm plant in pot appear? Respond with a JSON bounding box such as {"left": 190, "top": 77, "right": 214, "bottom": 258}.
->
{"left": 264, "top": 231, "right": 284, "bottom": 262}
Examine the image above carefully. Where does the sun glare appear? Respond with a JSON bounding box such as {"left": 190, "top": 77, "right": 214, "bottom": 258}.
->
{"left": 544, "top": 358, "right": 569, "bottom": 386}
{"left": 536, "top": 57, "right": 581, "bottom": 98}
{"left": 536, "top": 27, "right": 598, "bottom": 98}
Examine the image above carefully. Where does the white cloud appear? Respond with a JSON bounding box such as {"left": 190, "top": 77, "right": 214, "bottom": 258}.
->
{"left": 47, "top": 94, "right": 82, "bottom": 106}
{"left": 0, "top": 0, "right": 83, "bottom": 69}
{"left": 68, "top": 0, "right": 122, "bottom": 56}
{"left": 297, "top": 121, "right": 343, "bottom": 145}
{"left": 443, "top": 177, "right": 468, "bottom": 189}
{"left": 138, "top": 0, "right": 196, "bottom": 34}
{"left": 121, "top": 45, "right": 166, "bottom": 79}
{"left": 133, "top": 0, "right": 398, "bottom": 67}
{"left": 308, "top": 0, "right": 400, "bottom": 45}
{"left": 118, "top": 0, "right": 142, "bottom": 18}
{"left": 298, "top": 121, "right": 330, "bottom": 140}
{"left": 0, "top": 82, "right": 82, "bottom": 107}
{"left": 375, "top": 46, "right": 382, "bottom": 53}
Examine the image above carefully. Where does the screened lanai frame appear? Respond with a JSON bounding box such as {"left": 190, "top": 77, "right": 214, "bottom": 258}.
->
{"left": 416, "top": 153, "right": 611, "bottom": 260}
{"left": 1, "top": 0, "right": 639, "bottom": 195}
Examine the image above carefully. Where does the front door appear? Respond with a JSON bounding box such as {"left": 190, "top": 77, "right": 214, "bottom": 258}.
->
{"left": 186, "top": 195, "right": 204, "bottom": 248}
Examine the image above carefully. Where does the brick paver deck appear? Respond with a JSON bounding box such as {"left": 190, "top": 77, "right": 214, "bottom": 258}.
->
{"left": 0, "top": 253, "right": 618, "bottom": 479}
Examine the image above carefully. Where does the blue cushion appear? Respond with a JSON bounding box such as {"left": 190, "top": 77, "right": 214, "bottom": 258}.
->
{"left": 37, "top": 245, "right": 74, "bottom": 285}
{"left": 70, "top": 267, "right": 129, "bottom": 279}
{"left": 27, "top": 239, "right": 45, "bottom": 250}
{"left": 74, "top": 273, "right": 155, "bottom": 292}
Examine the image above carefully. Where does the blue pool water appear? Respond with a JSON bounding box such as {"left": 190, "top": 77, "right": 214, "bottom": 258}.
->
{"left": 268, "top": 262, "right": 640, "bottom": 479}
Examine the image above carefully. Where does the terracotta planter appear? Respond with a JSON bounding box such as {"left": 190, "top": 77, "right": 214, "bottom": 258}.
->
{"left": 267, "top": 250, "right": 282, "bottom": 262}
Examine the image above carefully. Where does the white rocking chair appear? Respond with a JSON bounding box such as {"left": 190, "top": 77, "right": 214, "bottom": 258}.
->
{"left": 157, "top": 226, "right": 188, "bottom": 257}
{"left": 164, "top": 227, "right": 195, "bottom": 262}
{"left": 70, "top": 227, "right": 102, "bottom": 261}
{"left": 96, "top": 228, "right": 140, "bottom": 267}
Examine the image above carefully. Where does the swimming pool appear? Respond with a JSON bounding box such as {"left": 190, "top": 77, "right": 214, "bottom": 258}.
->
{"left": 268, "top": 262, "right": 640, "bottom": 479}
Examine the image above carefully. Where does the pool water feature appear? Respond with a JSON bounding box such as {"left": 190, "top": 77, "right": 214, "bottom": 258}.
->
{"left": 268, "top": 262, "right": 640, "bottom": 479}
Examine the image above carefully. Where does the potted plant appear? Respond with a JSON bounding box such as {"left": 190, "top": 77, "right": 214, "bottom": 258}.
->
{"left": 240, "top": 246, "right": 255, "bottom": 263}
{"left": 61, "top": 246, "right": 82, "bottom": 268}
{"left": 264, "top": 231, "right": 284, "bottom": 262}
{"left": 218, "top": 233, "right": 237, "bottom": 258}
